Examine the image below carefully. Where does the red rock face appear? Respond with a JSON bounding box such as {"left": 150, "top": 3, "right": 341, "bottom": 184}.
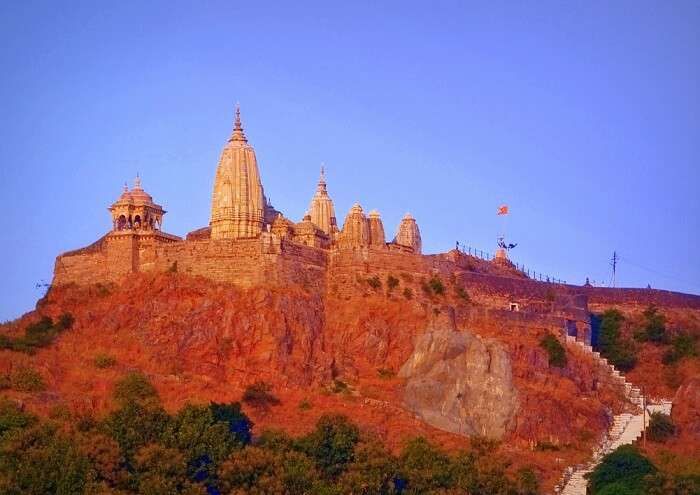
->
{"left": 3, "top": 270, "right": 698, "bottom": 491}
{"left": 673, "top": 378, "right": 700, "bottom": 440}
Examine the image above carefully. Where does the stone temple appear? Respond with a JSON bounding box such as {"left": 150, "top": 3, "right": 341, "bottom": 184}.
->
{"left": 53, "top": 107, "right": 423, "bottom": 289}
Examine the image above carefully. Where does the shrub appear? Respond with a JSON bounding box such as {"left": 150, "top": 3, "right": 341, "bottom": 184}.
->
{"left": 540, "top": 333, "right": 567, "bottom": 368}
{"left": 647, "top": 412, "right": 676, "bottom": 442}
{"left": 57, "top": 312, "right": 75, "bottom": 331}
{"left": 386, "top": 275, "right": 399, "bottom": 291}
{"left": 331, "top": 379, "right": 349, "bottom": 394}
{"left": 598, "top": 309, "right": 637, "bottom": 372}
{"left": 9, "top": 367, "right": 45, "bottom": 392}
{"left": 94, "top": 353, "right": 116, "bottom": 369}
{"left": 398, "top": 437, "right": 454, "bottom": 492}
{"left": 298, "top": 398, "right": 312, "bottom": 411}
{"left": 587, "top": 445, "right": 656, "bottom": 494}
{"left": 662, "top": 333, "right": 697, "bottom": 364}
{"left": 456, "top": 286, "right": 471, "bottom": 302}
{"left": 635, "top": 305, "right": 667, "bottom": 344}
{"left": 403, "top": 288, "right": 413, "bottom": 300}
{"left": 428, "top": 276, "right": 445, "bottom": 295}
{"left": 242, "top": 381, "right": 280, "bottom": 409}
{"left": 0, "top": 398, "right": 35, "bottom": 435}
{"left": 113, "top": 371, "right": 158, "bottom": 405}
{"left": 367, "top": 276, "right": 382, "bottom": 290}
{"left": 1, "top": 313, "right": 74, "bottom": 354}
{"left": 377, "top": 368, "right": 395, "bottom": 379}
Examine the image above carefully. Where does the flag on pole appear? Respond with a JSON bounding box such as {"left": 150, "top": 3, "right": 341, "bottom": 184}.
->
{"left": 497, "top": 205, "right": 509, "bottom": 215}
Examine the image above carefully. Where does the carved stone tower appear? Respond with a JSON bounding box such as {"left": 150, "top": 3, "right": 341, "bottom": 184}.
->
{"left": 210, "top": 106, "right": 265, "bottom": 239}
{"left": 308, "top": 165, "right": 338, "bottom": 237}
{"left": 338, "top": 203, "right": 370, "bottom": 249}
{"left": 394, "top": 213, "right": 422, "bottom": 253}
{"left": 367, "top": 210, "right": 386, "bottom": 247}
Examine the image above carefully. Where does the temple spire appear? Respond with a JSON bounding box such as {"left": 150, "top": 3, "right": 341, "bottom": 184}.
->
{"left": 229, "top": 103, "right": 247, "bottom": 143}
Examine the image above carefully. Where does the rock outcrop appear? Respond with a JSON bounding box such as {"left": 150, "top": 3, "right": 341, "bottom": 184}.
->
{"left": 673, "top": 377, "right": 700, "bottom": 440}
{"left": 399, "top": 328, "right": 518, "bottom": 440}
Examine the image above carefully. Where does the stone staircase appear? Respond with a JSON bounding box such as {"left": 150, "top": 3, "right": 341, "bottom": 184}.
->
{"left": 553, "top": 336, "right": 673, "bottom": 495}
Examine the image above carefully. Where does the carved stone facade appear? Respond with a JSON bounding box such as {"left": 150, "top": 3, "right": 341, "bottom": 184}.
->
{"left": 337, "top": 203, "right": 370, "bottom": 249}
{"left": 308, "top": 167, "right": 338, "bottom": 238}
{"left": 367, "top": 210, "right": 386, "bottom": 248}
{"left": 394, "top": 213, "right": 422, "bottom": 254}
{"left": 210, "top": 106, "right": 266, "bottom": 239}
{"left": 109, "top": 176, "right": 166, "bottom": 232}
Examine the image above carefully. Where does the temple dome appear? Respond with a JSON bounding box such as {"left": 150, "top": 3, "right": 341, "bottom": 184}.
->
{"left": 210, "top": 106, "right": 265, "bottom": 239}
{"left": 129, "top": 175, "right": 154, "bottom": 204}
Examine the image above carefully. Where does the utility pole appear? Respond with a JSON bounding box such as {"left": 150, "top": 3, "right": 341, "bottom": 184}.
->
{"left": 610, "top": 251, "right": 618, "bottom": 288}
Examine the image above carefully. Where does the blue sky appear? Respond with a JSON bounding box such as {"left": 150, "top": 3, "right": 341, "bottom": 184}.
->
{"left": 1, "top": 1, "right": 698, "bottom": 320}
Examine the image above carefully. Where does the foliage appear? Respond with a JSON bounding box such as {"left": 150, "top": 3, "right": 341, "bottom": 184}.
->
{"left": 131, "top": 443, "right": 203, "bottom": 495}
{"left": 101, "top": 400, "right": 170, "bottom": 461}
{"left": 9, "top": 366, "right": 45, "bottom": 392}
{"left": 298, "top": 414, "right": 360, "bottom": 479}
{"left": 647, "top": 412, "right": 676, "bottom": 442}
{"left": 367, "top": 276, "right": 382, "bottom": 290}
{"left": 403, "top": 287, "right": 414, "bottom": 300}
{"left": 113, "top": 371, "right": 158, "bottom": 406}
{"left": 598, "top": 309, "right": 637, "bottom": 372}
{"left": 387, "top": 275, "right": 400, "bottom": 291}
{"left": 397, "top": 437, "right": 454, "bottom": 493}
{"left": 94, "top": 353, "right": 117, "bottom": 368}
{"left": 587, "top": 445, "right": 656, "bottom": 494}
{"left": 242, "top": 381, "right": 280, "bottom": 409}
{"left": 634, "top": 305, "right": 667, "bottom": 344}
{"left": 663, "top": 332, "right": 698, "bottom": 364}
{"left": 428, "top": 276, "right": 445, "bottom": 295}
{"left": 0, "top": 313, "right": 74, "bottom": 354}
{"left": 456, "top": 286, "right": 471, "bottom": 302}
{"left": 331, "top": 379, "right": 350, "bottom": 394}
{"left": 539, "top": 332, "right": 567, "bottom": 368}
{"left": 298, "top": 398, "right": 312, "bottom": 411}
{"left": 377, "top": 367, "right": 396, "bottom": 379}
{"left": 0, "top": 398, "right": 35, "bottom": 436}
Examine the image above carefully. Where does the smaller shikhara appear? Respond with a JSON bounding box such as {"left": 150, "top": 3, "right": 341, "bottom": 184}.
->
{"left": 53, "top": 106, "right": 423, "bottom": 289}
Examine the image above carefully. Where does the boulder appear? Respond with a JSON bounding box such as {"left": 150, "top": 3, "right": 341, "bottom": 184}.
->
{"left": 399, "top": 328, "right": 518, "bottom": 439}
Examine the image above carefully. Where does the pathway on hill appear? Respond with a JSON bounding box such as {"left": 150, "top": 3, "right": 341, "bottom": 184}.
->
{"left": 554, "top": 337, "right": 672, "bottom": 495}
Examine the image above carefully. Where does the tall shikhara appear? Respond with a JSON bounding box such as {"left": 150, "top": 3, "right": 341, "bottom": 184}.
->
{"left": 210, "top": 106, "right": 266, "bottom": 239}
{"left": 308, "top": 166, "right": 338, "bottom": 237}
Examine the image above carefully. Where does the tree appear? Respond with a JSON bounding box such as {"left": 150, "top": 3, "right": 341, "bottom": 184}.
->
{"left": 598, "top": 310, "right": 637, "bottom": 372}
{"left": 298, "top": 414, "right": 360, "bottom": 479}
{"left": 635, "top": 306, "right": 667, "bottom": 344}
{"left": 209, "top": 401, "right": 253, "bottom": 446}
{"left": 218, "top": 446, "right": 285, "bottom": 494}
{"left": 0, "top": 398, "right": 35, "bottom": 436}
{"left": 587, "top": 445, "right": 656, "bottom": 494}
{"left": 338, "top": 439, "right": 398, "bottom": 494}
{"left": 101, "top": 400, "right": 170, "bottom": 461}
{"left": 397, "top": 437, "right": 454, "bottom": 493}
{"left": 113, "top": 371, "right": 159, "bottom": 406}
{"left": 647, "top": 412, "right": 676, "bottom": 442}
{"left": 131, "top": 443, "right": 205, "bottom": 495}
{"left": 539, "top": 333, "right": 567, "bottom": 368}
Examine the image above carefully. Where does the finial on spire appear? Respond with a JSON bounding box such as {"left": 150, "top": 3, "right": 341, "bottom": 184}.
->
{"left": 320, "top": 163, "right": 326, "bottom": 183}
{"left": 134, "top": 173, "right": 142, "bottom": 189}
{"left": 123, "top": 182, "right": 128, "bottom": 193}
{"left": 229, "top": 103, "right": 247, "bottom": 143}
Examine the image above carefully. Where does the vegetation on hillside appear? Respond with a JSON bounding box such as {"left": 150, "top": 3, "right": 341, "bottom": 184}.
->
{"left": 0, "top": 371, "right": 542, "bottom": 494}
{"left": 0, "top": 313, "right": 74, "bottom": 354}
{"left": 597, "top": 309, "right": 638, "bottom": 371}
{"left": 587, "top": 445, "right": 699, "bottom": 494}
{"left": 539, "top": 332, "right": 567, "bottom": 368}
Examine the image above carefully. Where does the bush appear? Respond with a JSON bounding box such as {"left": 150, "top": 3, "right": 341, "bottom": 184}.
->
{"left": 662, "top": 333, "right": 697, "bottom": 364}
{"left": 428, "top": 276, "right": 445, "bottom": 295}
{"left": 366, "top": 276, "right": 382, "bottom": 290}
{"left": 9, "top": 367, "right": 45, "bottom": 392}
{"left": 298, "top": 398, "right": 312, "bottom": 411}
{"left": 398, "top": 437, "right": 454, "bottom": 492}
{"left": 456, "top": 286, "right": 471, "bottom": 302}
{"left": 386, "top": 275, "right": 399, "bottom": 291}
{"left": 403, "top": 288, "right": 414, "bottom": 300}
{"left": 242, "top": 381, "right": 280, "bottom": 409}
{"left": 331, "top": 379, "right": 349, "bottom": 394}
{"left": 113, "top": 371, "right": 158, "bottom": 405}
{"left": 1, "top": 313, "right": 75, "bottom": 354}
{"left": 539, "top": 333, "right": 567, "bottom": 368}
{"left": 377, "top": 368, "right": 395, "bottom": 379}
{"left": 598, "top": 309, "right": 637, "bottom": 372}
{"left": 210, "top": 401, "right": 253, "bottom": 446}
{"left": 634, "top": 305, "right": 667, "bottom": 344}
{"left": 647, "top": 412, "right": 676, "bottom": 442}
{"left": 587, "top": 445, "right": 656, "bottom": 494}
{"left": 94, "top": 353, "right": 117, "bottom": 369}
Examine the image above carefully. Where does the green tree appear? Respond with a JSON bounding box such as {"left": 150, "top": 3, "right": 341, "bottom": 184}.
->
{"left": 218, "top": 446, "right": 285, "bottom": 494}
{"left": 587, "top": 445, "right": 656, "bottom": 494}
{"left": 0, "top": 423, "right": 93, "bottom": 495}
{"left": 397, "top": 437, "right": 454, "bottom": 493}
{"left": 647, "top": 412, "right": 676, "bottom": 442}
{"left": 598, "top": 310, "right": 637, "bottom": 371}
{"left": 113, "top": 371, "right": 158, "bottom": 406}
{"left": 131, "top": 443, "right": 205, "bottom": 495}
{"left": 0, "top": 398, "right": 35, "bottom": 436}
{"left": 299, "top": 414, "right": 360, "bottom": 479}
{"left": 338, "top": 439, "right": 398, "bottom": 494}
{"left": 635, "top": 306, "right": 667, "bottom": 343}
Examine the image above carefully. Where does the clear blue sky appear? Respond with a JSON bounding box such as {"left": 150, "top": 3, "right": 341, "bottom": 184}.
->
{"left": 1, "top": 1, "right": 698, "bottom": 320}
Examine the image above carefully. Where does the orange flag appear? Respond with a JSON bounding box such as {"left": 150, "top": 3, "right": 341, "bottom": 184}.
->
{"left": 497, "top": 205, "right": 509, "bottom": 215}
